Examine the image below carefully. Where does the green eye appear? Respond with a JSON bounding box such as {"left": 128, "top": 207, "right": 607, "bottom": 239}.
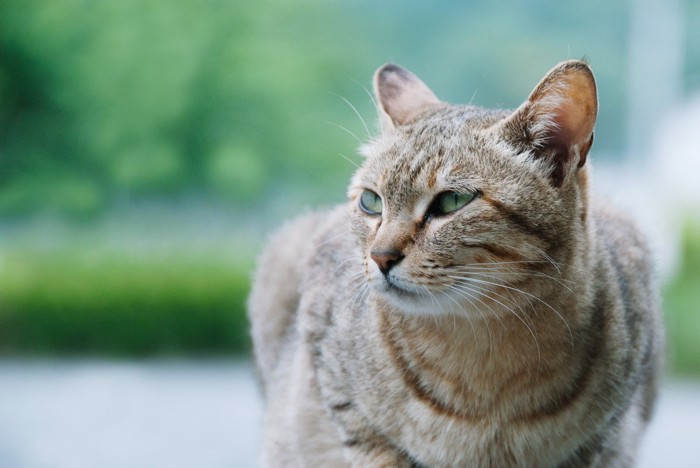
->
{"left": 434, "top": 190, "right": 475, "bottom": 215}
{"left": 359, "top": 189, "right": 383, "bottom": 215}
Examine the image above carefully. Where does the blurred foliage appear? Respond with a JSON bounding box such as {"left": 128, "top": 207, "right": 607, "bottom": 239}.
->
{"left": 664, "top": 222, "right": 700, "bottom": 376}
{"left": 0, "top": 248, "right": 251, "bottom": 356}
{"left": 1, "top": 0, "right": 699, "bottom": 217}
{"left": 0, "top": 0, "right": 365, "bottom": 217}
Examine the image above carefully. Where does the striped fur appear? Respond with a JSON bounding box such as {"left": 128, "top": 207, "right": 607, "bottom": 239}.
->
{"left": 248, "top": 61, "right": 663, "bottom": 467}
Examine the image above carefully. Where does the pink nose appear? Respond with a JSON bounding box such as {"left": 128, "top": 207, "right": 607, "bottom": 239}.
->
{"left": 370, "top": 249, "right": 404, "bottom": 275}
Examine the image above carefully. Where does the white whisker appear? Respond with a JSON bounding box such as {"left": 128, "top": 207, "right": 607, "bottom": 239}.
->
{"left": 453, "top": 281, "right": 541, "bottom": 370}
{"left": 333, "top": 255, "right": 362, "bottom": 274}
{"left": 437, "top": 287, "right": 477, "bottom": 337}
{"left": 442, "top": 285, "right": 493, "bottom": 358}
{"left": 452, "top": 267, "right": 576, "bottom": 293}
{"left": 420, "top": 284, "right": 444, "bottom": 329}
{"left": 451, "top": 275, "right": 573, "bottom": 350}
{"left": 326, "top": 121, "right": 365, "bottom": 145}
{"left": 337, "top": 152, "right": 360, "bottom": 168}
{"left": 459, "top": 260, "right": 550, "bottom": 267}
{"left": 319, "top": 229, "right": 351, "bottom": 247}
{"left": 332, "top": 93, "right": 372, "bottom": 140}
{"left": 352, "top": 78, "right": 378, "bottom": 110}
{"left": 529, "top": 244, "right": 562, "bottom": 275}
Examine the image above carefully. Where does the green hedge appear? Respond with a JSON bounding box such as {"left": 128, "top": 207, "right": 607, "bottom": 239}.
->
{"left": 664, "top": 222, "right": 700, "bottom": 376}
{"left": 0, "top": 250, "right": 252, "bottom": 356}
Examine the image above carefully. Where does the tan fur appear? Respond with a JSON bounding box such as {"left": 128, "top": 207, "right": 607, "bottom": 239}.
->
{"left": 248, "top": 61, "right": 663, "bottom": 467}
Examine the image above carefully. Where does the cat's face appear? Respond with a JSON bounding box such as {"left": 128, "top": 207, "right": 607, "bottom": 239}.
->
{"left": 348, "top": 62, "right": 597, "bottom": 316}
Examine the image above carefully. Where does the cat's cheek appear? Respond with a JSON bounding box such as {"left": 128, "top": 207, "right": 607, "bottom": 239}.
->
{"left": 350, "top": 215, "right": 379, "bottom": 247}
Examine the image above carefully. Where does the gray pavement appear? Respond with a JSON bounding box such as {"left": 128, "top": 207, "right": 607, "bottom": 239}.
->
{"left": 0, "top": 360, "right": 262, "bottom": 468}
{"left": 0, "top": 360, "right": 697, "bottom": 467}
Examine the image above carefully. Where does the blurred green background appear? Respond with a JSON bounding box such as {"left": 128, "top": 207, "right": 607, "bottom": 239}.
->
{"left": 0, "top": 1, "right": 698, "bottom": 374}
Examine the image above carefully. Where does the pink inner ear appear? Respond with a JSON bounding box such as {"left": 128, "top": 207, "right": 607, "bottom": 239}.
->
{"left": 498, "top": 61, "right": 597, "bottom": 186}
{"left": 374, "top": 64, "right": 441, "bottom": 127}
{"left": 546, "top": 73, "right": 597, "bottom": 150}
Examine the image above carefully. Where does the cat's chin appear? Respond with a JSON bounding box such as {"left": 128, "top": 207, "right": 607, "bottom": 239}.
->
{"left": 375, "top": 281, "right": 485, "bottom": 318}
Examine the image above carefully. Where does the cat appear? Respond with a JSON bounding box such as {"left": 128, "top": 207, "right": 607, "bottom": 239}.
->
{"left": 248, "top": 60, "right": 664, "bottom": 467}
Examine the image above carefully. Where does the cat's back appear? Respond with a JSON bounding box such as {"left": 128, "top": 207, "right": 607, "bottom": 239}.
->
{"left": 590, "top": 198, "right": 663, "bottom": 422}
{"left": 592, "top": 199, "right": 653, "bottom": 275}
{"left": 248, "top": 205, "right": 350, "bottom": 389}
{"left": 591, "top": 198, "right": 660, "bottom": 317}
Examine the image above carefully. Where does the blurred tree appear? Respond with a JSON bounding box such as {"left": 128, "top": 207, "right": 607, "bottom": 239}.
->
{"left": 0, "top": 0, "right": 697, "bottom": 218}
{"left": 0, "top": 0, "right": 365, "bottom": 217}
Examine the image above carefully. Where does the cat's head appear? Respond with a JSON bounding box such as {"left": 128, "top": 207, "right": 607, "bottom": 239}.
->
{"left": 348, "top": 61, "right": 597, "bottom": 316}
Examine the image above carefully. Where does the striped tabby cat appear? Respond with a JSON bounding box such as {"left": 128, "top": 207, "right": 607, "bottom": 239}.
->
{"left": 248, "top": 60, "right": 663, "bottom": 467}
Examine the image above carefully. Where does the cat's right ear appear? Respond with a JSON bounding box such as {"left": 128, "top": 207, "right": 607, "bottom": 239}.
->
{"left": 373, "top": 64, "right": 442, "bottom": 132}
{"left": 498, "top": 60, "right": 598, "bottom": 187}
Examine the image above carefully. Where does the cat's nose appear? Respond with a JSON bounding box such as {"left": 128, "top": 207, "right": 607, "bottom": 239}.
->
{"left": 370, "top": 249, "right": 404, "bottom": 276}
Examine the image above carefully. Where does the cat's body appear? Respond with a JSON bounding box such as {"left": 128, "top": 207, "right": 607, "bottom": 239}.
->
{"left": 249, "top": 61, "right": 663, "bottom": 467}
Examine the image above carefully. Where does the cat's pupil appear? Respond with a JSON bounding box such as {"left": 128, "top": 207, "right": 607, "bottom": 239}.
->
{"left": 433, "top": 190, "right": 475, "bottom": 216}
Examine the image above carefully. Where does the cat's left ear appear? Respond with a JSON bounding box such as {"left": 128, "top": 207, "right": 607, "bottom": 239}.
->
{"left": 500, "top": 60, "right": 598, "bottom": 187}
{"left": 373, "top": 64, "right": 443, "bottom": 132}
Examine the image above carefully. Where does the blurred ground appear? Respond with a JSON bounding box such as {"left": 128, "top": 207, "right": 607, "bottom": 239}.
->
{"left": 0, "top": 360, "right": 697, "bottom": 468}
{"left": 0, "top": 360, "right": 261, "bottom": 468}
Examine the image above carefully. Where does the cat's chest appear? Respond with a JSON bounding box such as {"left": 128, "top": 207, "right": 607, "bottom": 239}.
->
{"left": 304, "top": 279, "right": 601, "bottom": 466}
{"left": 307, "top": 297, "right": 518, "bottom": 464}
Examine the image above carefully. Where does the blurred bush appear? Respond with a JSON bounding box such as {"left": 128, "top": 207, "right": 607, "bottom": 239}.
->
{"left": 0, "top": 0, "right": 362, "bottom": 217}
{"left": 8, "top": 0, "right": 700, "bottom": 218}
{"left": 664, "top": 222, "right": 700, "bottom": 376}
{"left": 0, "top": 249, "right": 251, "bottom": 356}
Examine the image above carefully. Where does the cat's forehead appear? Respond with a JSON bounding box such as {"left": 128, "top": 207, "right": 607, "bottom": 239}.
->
{"left": 358, "top": 105, "right": 508, "bottom": 199}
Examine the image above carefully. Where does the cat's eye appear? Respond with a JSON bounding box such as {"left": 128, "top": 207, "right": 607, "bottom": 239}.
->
{"left": 431, "top": 190, "right": 475, "bottom": 216}
{"left": 359, "top": 189, "right": 383, "bottom": 215}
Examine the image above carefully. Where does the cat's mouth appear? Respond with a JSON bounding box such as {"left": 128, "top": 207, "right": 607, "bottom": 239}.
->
{"left": 386, "top": 282, "right": 415, "bottom": 297}
{"left": 380, "top": 276, "right": 421, "bottom": 299}
{"left": 377, "top": 276, "right": 450, "bottom": 315}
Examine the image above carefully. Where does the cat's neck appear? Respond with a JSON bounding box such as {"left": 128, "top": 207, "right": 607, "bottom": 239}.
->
{"left": 373, "top": 295, "right": 589, "bottom": 418}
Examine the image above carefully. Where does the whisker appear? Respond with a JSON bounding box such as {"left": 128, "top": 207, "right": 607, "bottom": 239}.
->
{"left": 337, "top": 152, "right": 360, "bottom": 168}
{"left": 452, "top": 267, "right": 576, "bottom": 293}
{"left": 333, "top": 255, "right": 362, "bottom": 274}
{"left": 420, "top": 284, "right": 444, "bottom": 329}
{"left": 319, "top": 229, "right": 351, "bottom": 247}
{"left": 467, "top": 88, "right": 479, "bottom": 106}
{"left": 350, "top": 282, "right": 370, "bottom": 319}
{"left": 326, "top": 121, "right": 365, "bottom": 145}
{"left": 458, "top": 260, "right": 551, "bottom": 267}
{"left": 449, "top": 281, "right": 531, "bottom": 332}
{"left": 444, "top": 281, "right": 508, "bottom": 332}
{"left": 431, "top": 284, "right": 475, "bottom": 338}
{"left": 438, "top": 287, "right": 476, "bottom": 333}
{"left": 332, "top": 93, "right": 372, "bottom": 140}
{"left": 443, "top": 285, "right": 494, "bottom": 358}
{"left": 451, "top": 281, "right": 541, "bottom": 369}
{"left": 451, "top": 275, "right": 573, "bottom": 350}
{"left": 352, "top": 78, "right": 378, "bottom": 110}
{"left": 469, "top": 269, "right": 573, "bottom": 284}
{"left": 529, "top": 244, "right": 562, "bottom": 275}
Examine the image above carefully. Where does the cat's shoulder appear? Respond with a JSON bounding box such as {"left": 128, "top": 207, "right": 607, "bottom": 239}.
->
{"left": 590, "top": 197, "right": 653, "bottom": 274}
{"left": 248, "top": 204, "right": 350, "bottom": 374}
{"left": 278, "top": 204, "right": 348, "bottom": 244}
{"left": 256, "top": 205, "right": 349, "bottom": 269}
